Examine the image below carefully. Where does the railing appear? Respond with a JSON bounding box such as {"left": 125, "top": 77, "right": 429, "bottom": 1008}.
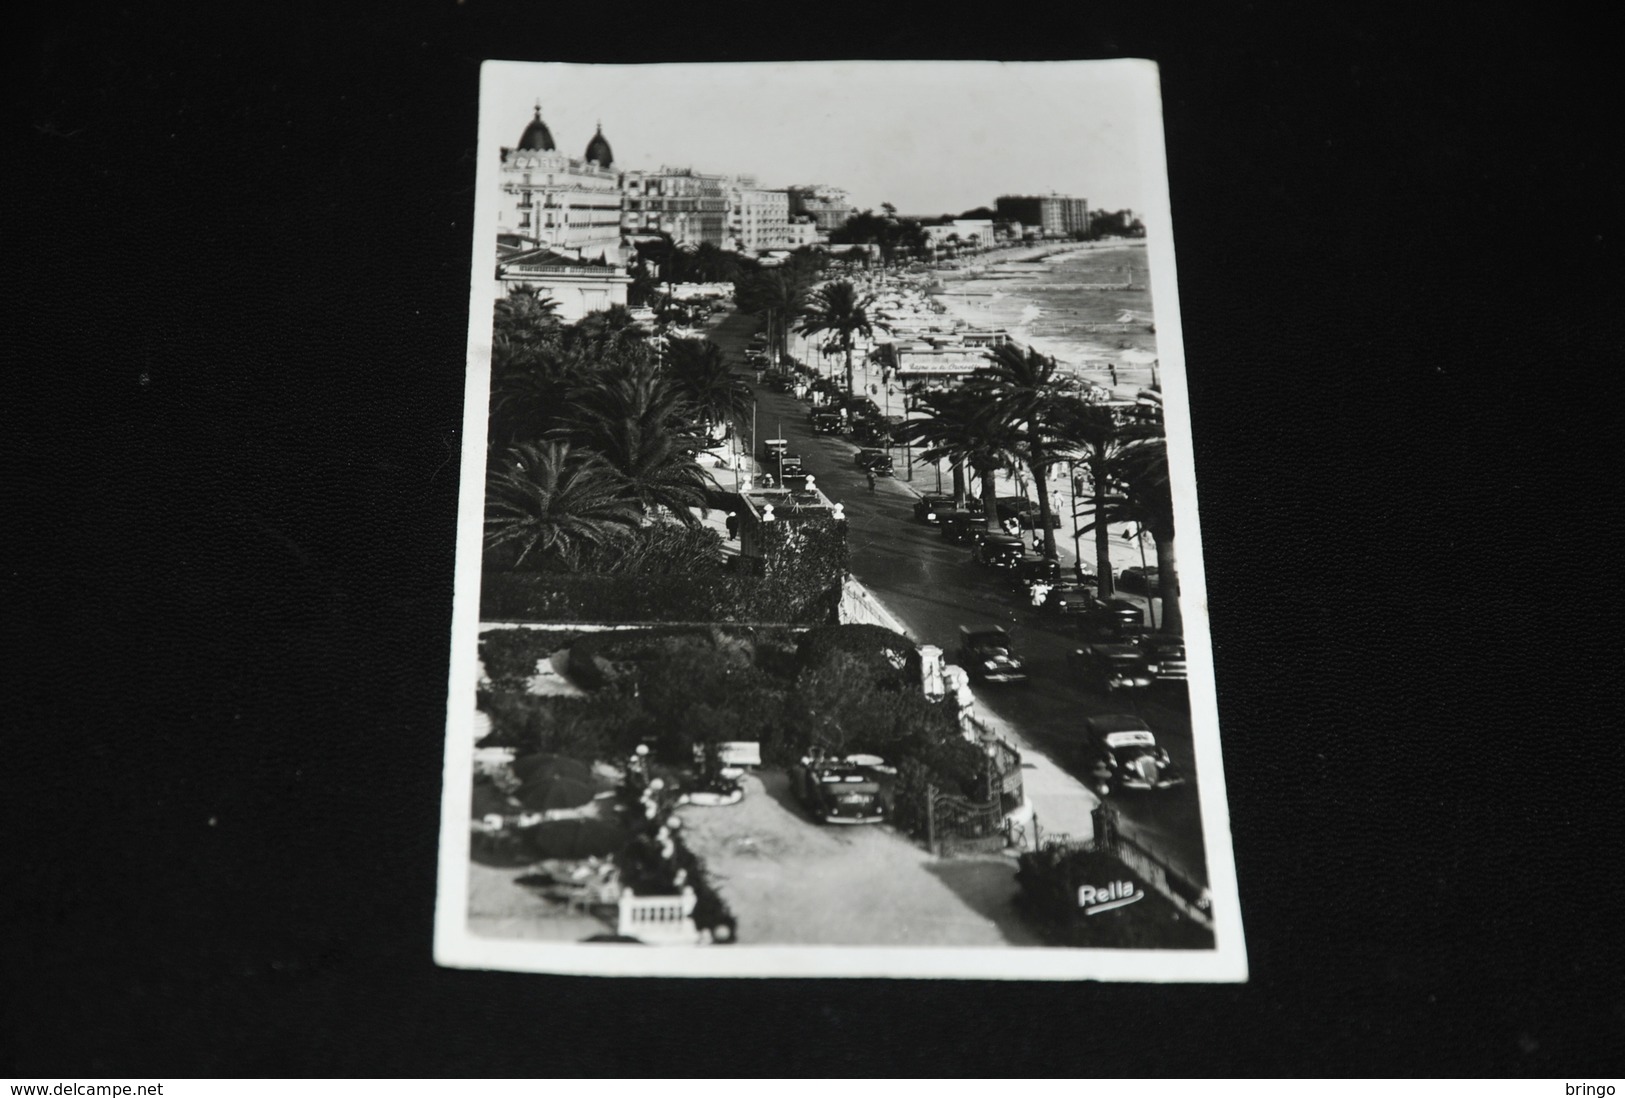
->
{"left": 616, "top": 887, "right": 702, "bottom": 945}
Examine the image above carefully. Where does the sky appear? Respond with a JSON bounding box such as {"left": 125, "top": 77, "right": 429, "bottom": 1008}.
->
{"left": 481, "top": 60, "right": 1161, "bottom": 216}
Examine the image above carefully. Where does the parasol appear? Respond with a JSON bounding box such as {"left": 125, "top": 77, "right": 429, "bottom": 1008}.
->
{"left": 512, "top": 752, "right": 595, "bottom": 786}
{"left": 515, "top": 774, "right": 598, "bottom": 812}
{"left": 519, "top": 817, "right": 631, "bottom": 861}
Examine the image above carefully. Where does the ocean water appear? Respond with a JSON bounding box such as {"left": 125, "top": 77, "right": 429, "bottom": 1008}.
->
{"left": 931, "top": 241, "right": 1161, "bottom": 389}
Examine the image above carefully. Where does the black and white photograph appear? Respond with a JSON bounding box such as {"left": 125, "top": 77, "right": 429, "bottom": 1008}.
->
{"left": 435, "top": 60, "right": 1245, "bottom": 979}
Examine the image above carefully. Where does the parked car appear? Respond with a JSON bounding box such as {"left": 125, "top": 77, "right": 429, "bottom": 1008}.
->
{"left": 974, "top": 534, "right": 1027, "bottom": 569}
{"left": 789, "top": 753, "right": 896, "bottom": 824}
{"left": 1007, "top": 556, "right": 1061, "bottom": 591}
{"left": 958, "top": 625, "right": 1029, "bottom": 684}
{"left": 995, "top": 497, "right": 1062, "bottom": 530}
{"left": 1041, "top": 580, "right": 1097, "bottom": 615}
{"left": 1117, "top": 566, "right": 1161, "bottom": 594}
{"left": 1132, "top": 634, "right": 1189, "bottom": 685}
{"left": 1068, "top": 642, "right": 1154, "bottom": 694}
{"left": 913, "top": 493, "right": 960, "bottom": 524}
{"left": 940, "top": 512, "right": 989, "bottom": 545}
{"left": 1080, "top": 715, "right": 1185, "bottom": 795}
{"left": 855, "top": 449, "right": 895, "bottom": 476}
{"left": 1081, "top": 597, "right": 1146, "bottom": 637}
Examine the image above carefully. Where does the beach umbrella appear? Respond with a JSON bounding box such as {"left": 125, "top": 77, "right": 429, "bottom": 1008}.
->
{"left": 471, "top": 782, "right": 519, "bottom": 819}
{"left": 512, "top": 752, "right": 595, "bottom": 786}
{"left": 519, "top": 817, "right": 631, "bottom": 861}
{"left": 515, "top": 774, "right": 598, "bottom": 812}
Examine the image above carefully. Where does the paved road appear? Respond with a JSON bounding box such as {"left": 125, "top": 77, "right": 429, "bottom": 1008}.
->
{"left": 711, "top": 310, "right": 1211, "bottom": 887}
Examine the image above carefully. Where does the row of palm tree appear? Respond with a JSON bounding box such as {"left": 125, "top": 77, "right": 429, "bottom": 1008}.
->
{"left": 484, "top": 286, "right": 752, "bottom": 572}
{"left": 897, "top": 342, "right": 1180, "bottom": 634}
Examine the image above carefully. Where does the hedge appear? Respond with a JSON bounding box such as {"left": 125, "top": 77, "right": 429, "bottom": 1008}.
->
{"left": 481, "top": 570, "right": 839, "bottom": 625}
{"left": 796, "top": 623, "right": 919, "bottom": 690}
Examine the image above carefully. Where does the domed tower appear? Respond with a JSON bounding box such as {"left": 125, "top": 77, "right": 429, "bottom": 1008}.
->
{"left": 517, "top": 102, "right": 556, "bottom": 152}
{"left": 583, "top": 122, "right": 614, "bottom": 169}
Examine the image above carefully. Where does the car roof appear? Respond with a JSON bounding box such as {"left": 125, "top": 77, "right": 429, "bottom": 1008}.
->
{"left": 961, "top": 625, "right": 1010, "bottom": 636}
{"left": 1086, "top": 714, "right": 1152, "bottom": 734}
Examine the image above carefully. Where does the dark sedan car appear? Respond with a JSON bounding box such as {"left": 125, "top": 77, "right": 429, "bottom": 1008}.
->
{"left": 1068, "top": 642, "right": 1154, "bottom": 694}
{"left": 974, "top": 534, "right": 1026, "bottom": 569}
{"left": 958, "top": 625, "right": 1029, "bottom": 684}
{"left": 1080, "top": 715, "right": 1185, "bottom": 795}
{"left": 1081, "top": 597, "right": 1146, "bottom": 637}
{"left": 913, "top": 494, "right": 952, "bottom": 523}
{"left": 1007, "top": 556, "right": 1061, "bottom": 591}
{"left": 1132, "top": 634, "right": 1189, "bottom": 684}
{"left": 1117, "top": 566, "right": 1163, "bottom": 594}
{"left": 789, "top": 754, "right": 896, "bottom": 824}
{"left": 855, "top": 449, "right": 895, "bottom": 476}
{"left": 940, "top": 512, "right": 990, "bottom": 545}
{"left": 1040, "top": 580, "right": 1097, "bottom": 615}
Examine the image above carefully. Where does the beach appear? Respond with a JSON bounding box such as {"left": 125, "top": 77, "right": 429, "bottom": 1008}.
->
{"left": 929, "top": 239, "right": 1160, "bottom": 394}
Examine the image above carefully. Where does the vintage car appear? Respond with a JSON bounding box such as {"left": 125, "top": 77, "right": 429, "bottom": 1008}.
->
{"left": 1132, "top": 634, "right": 1189, "bottom": 685}
{"left": 789, "top": 753, "right": 896, "bottom": 824}
{"left": 1007, "top": 556, "right": 1062, "bottom": 591}
{"left": 913, "top": 493, "right": 960, "bottom": 524}
{"left": 811, "top": 412, "right": 844, "bottom": 435}
{"left": 1041, "top": 579, "right": 1097, "bottom": 615}
{"left": 854, "top": 449, "right": 895, "bottom": 476}
{"left": 1117, "top": 565, "right": 1161, "bottom": 594}
{"left": 1068, "top": 642, "right": 1154, "bottom": 694}
{"left": 974, "top": 534, "right": 1027, "bottom": 569}
{"left": 940, "top": 512, "right": 990, "bottom": 545}
{"left": 958, "top": 625, "right": 1029, "bottom": 684}
{"left": 761, "top": 437, "right": 789, "bottom": 463}
{"left": 1080, "top": 715, "right": 1185, "bottom": 795}
{"left": 994, "top": 497, "right": 1062, "bottom": 530}
{"left": 1080, "top": 597, "right": 1147, "bottom": 637}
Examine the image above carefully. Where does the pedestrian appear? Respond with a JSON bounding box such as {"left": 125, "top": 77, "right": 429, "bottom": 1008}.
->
{"left": 725, "top": 511, "right": 739, "bottom": 539}
{"left": 866, "top": 471, "right": 877, "bottom": 492}
{"left": 1032, "top": 530, "right": 1043, "bottom": 553}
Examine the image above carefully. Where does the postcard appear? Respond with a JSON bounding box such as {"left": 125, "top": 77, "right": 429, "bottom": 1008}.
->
{"left": 435, "top": 59, "right": 1246, "bottom": 980}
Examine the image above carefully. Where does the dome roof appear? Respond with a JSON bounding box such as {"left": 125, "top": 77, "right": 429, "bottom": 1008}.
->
{"left": 517, "top": 104, "right": 555, "bottom": 151}
{"left": 584, "top": 123, "right": 614, "bottom": 168}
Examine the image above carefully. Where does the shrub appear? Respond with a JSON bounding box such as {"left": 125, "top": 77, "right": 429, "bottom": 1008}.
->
{"left": 796, "top": 623, "right": 918, "bottom": 690}
{"left": 479, "top": 629, "right": 580, "bottom": 690}
{"left": 481, "top": 692, "right": 646, "bottom": 763}
{"left": 480, "top": 571, "right": 838, "bottom": 625}
{"left": 567, "top": 523, "right": 727, "bottom": 576}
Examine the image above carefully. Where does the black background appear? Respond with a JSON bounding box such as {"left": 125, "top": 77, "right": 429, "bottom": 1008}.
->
{"left": 7, "top": 0, "right": 1622, "bottom": 1078}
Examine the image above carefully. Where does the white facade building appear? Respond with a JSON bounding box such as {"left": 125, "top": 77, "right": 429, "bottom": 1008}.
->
{"left": 495, "top": 106, "right": 624, "bottom": 263}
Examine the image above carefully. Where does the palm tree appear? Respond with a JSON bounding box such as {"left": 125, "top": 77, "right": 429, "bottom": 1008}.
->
{"left": 797, "top": 280, "right": 875, "bottom": 395}
{"left": 896, "top": 388, "right": 1023, "bottom": 532}
{"left": 665, "top": 337, "right": 752, "bottom": 442}
{"left": 493, "top": 285, "right": 563, "bottom": 349}
{"left": 1107, "top": 435, "right": 1180, "bottom": 634}
{"left": 484, "top": 441, "right": 642, "bottom": 570}
{"left": 561, "top": 304, "right": 648, "bottom": 361}
{"left": 966, "top": 343, "right": 1079, "bottom": 558}
{"left": 1049, "top": 395, "right": 1130, "bottom": 597}
{"left": 490, "top": 340, "right": 586, "bottom": 451}
{"left": 735, "top": 269, "right": 808, "bottom": 366}
{"left": 561, "top": 360, "right": 716, "bottom": 527}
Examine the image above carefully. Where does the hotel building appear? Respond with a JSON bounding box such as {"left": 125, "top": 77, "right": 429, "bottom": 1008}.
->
{"left": 994, "top": 194, "right": 1090, "bottom": 238}
{"left": 495, "top": 106, "right": 625, "bottom": 263}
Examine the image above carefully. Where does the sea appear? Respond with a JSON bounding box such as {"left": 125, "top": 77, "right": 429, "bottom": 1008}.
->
{"left": 929, "top": 240, "right": 1160, "bottom": 391}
